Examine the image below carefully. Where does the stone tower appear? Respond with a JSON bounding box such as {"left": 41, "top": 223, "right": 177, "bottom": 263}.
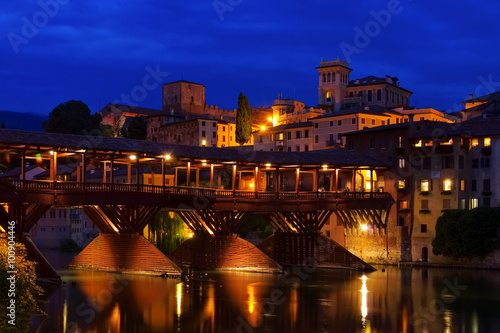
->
{"left": 162, "top": 80, "right": 206, "bottom": 115}
{"left": 316, "top": 59, "right": 352, "bottom": 111}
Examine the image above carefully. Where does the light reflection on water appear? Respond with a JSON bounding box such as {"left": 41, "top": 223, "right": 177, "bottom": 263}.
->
{"left": 36, "top": 265, "right": 500, "bottom": 333}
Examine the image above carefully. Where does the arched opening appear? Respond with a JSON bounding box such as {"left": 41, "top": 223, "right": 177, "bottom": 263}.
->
{"left": 421, "top": 247, "right": 428, "bottom": 262}
{"left": 332, "top": 72, "right": 336, "bottom": 82}
{"left": 326, "top": 92, "right": 331, "bottom": 103}
{"left": 327, "top": 73, "right": 331, "bottom": 82}
{"left": 322, "top": 73, "right": 326, "bottom": 83}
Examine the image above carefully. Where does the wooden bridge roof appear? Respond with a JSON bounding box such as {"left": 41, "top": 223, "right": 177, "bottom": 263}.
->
{"left": 0, "top": 129, "right": 389, "bottom": 168}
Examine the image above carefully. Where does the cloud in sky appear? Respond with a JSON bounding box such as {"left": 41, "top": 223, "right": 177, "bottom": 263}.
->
{"left": 1, "top": 0, "right": 500, "bottom": 115}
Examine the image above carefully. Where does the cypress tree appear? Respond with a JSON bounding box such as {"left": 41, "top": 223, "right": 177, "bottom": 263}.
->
{"left": 235, "top": 92, "right": 252, "bottom": 145}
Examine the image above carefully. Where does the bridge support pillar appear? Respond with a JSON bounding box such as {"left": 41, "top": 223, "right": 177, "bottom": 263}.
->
{"left": 0, "top": 204, "right": 60, "bottom": 282}
{"left": 172, "top": 211, "right": 282, "bottom": 273}
{"left": 69, "top": 205, "right": 183, "bottom": 277}
{"left": 69, "top": 233, "right": 183, "bottom": 277}
{"left": 259, "top": 212, "right": 376, "bottom": 271}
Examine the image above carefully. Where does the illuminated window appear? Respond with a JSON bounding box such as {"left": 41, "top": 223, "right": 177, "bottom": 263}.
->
{"left": 398, "top": 180, "right": 406, "bottom": 189}
{"left": 326, "top": 92, "right": 331, "bottom": 102}
{"left": 421, "top": 180, "right": 429, "bottom": 192}
{"left": 484, "top": 137, "right": 491, "bottom": 146}
{"left": 470, "top": 198, "right": 478, "bottom": 209}
{"left": 441, "top": 139, "right": 453, "bottom": 145}
{"left": 472, "top": 138, "right": 479, "bottom": 146}
{"left": 443, "top": 179, "right": 452, "bottom": 191}
{"left": 398, "top": 158, "right": 406, "bottom": 168}
{"left": 400, "top": 201, "right": 408, "bottom": 209}
{"left": 460, "top": 179, "right": 465, "bottom": 191}
{"left": 414, "top": 140, "right": 422, "bottom": 147}
{"left": 425, "top": 140, "right": 433, "bottom": 146}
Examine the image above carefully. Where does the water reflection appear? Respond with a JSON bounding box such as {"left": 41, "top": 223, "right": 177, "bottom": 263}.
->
{"left": 37, "top": 266, "right": 500, "bottom": 333}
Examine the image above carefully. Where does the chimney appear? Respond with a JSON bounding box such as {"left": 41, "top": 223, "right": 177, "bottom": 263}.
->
{"left": 469, "top": 94, "right": 474, "bottom": 100}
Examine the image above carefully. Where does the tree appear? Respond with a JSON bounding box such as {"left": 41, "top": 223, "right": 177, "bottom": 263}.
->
{"left": 235, "top": 92, "right": 252, "bottom": 145}
{"left": 42, "top": 100, "right": 102, "bottom": 135}
{"left": 147, "top": 211, "right": 188, "bottom": 254}
{"left": 432, "top": 207, "right": 500, "bottom": 257}
{"left": 0, "top": 242, "right": 44, "bottom": 332}
{"left": 122, "top": 116, "right": 147, "bottom": 140}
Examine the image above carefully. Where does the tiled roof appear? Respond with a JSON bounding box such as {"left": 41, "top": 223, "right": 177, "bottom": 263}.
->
{"left": 310, "top": 105, "right": 401, "bottom": 120}
{"left": 462, "top": 91, "right": 500, "bottom": 104}
{"left": 100, "top": 103, "right": 162, "bottom": 117}
{"left": 0, "top": 129, "right": 390, "bottom": 168}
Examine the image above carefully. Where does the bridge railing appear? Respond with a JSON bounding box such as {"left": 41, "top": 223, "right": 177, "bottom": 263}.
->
{"left": 8, "top": 180, "right": 392, "bottom": 201}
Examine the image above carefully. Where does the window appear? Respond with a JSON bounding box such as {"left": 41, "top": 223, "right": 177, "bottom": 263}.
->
{"left": 377, "top": 89, "right": 382, "bottom": 101}
{"left": 305, "top": 145, "right": 309, "bottom": 151}
{"left": 327, "top": 73, "right": 331, "bottom": 82}
{"left": 421, "top": 199, "right": 429, "bottom": 210}
{"left": 472, "top": 159, "right": 479, "bottom": 168}
{"left": 400, "top": 200, "right": 408, "bottom": 209}
{"left": 201, "top": 121, "right": 206, "bottom": 126}
{"left": 287, "top": 132, "right": 292, "bottom": 140}
{"left": 368, "top": 90, "right": 372, "bottom": 102}
{"left": 421, "top": 224, "right": 427, "bottom": 233}
{"left": 202, "top": 130, "right": 206, "bottom": 137}
{"left": 296, "top": 131, "right": 302, "bottom": 139}
{"left": 322, "top": 73, "right": 326, "bottom": 83}
{"left": 372, "top": 119, "right": 376, "bottom": 125}
{"left": 483, "top": 179, "right": 491, "bottom": 191}
{"left": 330, "top": 121, "right": 334, "bottom": 127}
{"left": 460, "top": 179, "right": 465, "bottom": 191}
{"left": 222, "top": 135, "right": 226, "bottom": 142}
{"left": 484, "top": 137, "right": 491, "bottom": 146}
{"left": 212, "top": 132, "right": 216, "bottom": 138}
{"left": 287, "top": 147, "right": 292, "bottom": 152}
{"left": 472, "top": 138, "right": 479, "bottom": 146}
{"left": 443, "top": 199, "right": 451, "bottom": 210}
{"left": 315, "top": 123, "right": 318, "bottom": 128}
{"left": 381, "top": 121, "right": 386, "bottom": 126}
{"left": 398, "top": 158, "right": 406, "bottom": 168}
{"left": 398, "top": 180, "right": 406, "bottom": 189}
{"left": 213, "top": 122, "right": 216, "bottom": 127}
{"left": 442, "top": 156, "right": 454, "bottom": 169}
{"left": 421, "top": 180, "right": 429, "bottom": 192}
{"left": 443, "top": 179, "right": 452, "bottom": 191}
{"left": 296, "top": 146, "right": 300, "bottom": 152}
{"left": 459, "top": 156, "right": 464, "bottom": 169}
{"left": 470, "top": 198, "right": 478, "bottom": 209}
{"left": 304, "top": 130, "right": 309, "bottom": 138}
{"left": 481, "top": 158, "right": 490, "bottom": 168}
{"left": 348, "top": 141, "right": 354, "bottom": 151}
{"left": 351, "top": 118, "right": 356, "bottom": 125}
{"left": 337, "top": 120, "right": 342, "bottom": 126}
{"left": 315, "top": 135, "right": 319, "bottom": 144}
{"left": 484, "top": 198, "right": 491, "bottom": 207}
{"left": 472, "top": 179, "right": 477, "bottom": 191}
{"left": 361, "top": 118, "right": 366, "bottom": 124}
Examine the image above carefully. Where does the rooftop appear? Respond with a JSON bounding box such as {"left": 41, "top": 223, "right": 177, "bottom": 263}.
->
{"left": 0, "top": 129, "right": 390, "bottom": 168}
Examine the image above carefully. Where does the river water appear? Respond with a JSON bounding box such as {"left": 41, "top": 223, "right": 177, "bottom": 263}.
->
{"left": 35, "top": 249, "right": 500, "bottom": 333}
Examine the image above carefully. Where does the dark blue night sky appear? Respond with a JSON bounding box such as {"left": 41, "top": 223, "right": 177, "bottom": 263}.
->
{"left": 2, "top": 0, "right": 500, "bottom": 116}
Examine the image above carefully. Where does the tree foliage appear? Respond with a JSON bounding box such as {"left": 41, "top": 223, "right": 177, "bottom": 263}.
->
{"left": 147, "top": 211, "right": 188, "bottom": 254}
{"left": 0, "top": 242, "right": 44, "bottom": 332}
{"left": 42, "top": 100, "right": 102, "bottom": 135}
{"left": 432, "top": 207, "right": 500, "bottom": 257}
{"left": 122, "top": 116, "right": 147, "bottom": 140}
{"left": 235, "top": 92, "right": 252, "bottom": 145}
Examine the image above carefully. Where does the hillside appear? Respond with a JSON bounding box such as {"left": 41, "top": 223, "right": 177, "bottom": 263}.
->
{"left": 0, "top": 110, "right": 48, "bottom": 132}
